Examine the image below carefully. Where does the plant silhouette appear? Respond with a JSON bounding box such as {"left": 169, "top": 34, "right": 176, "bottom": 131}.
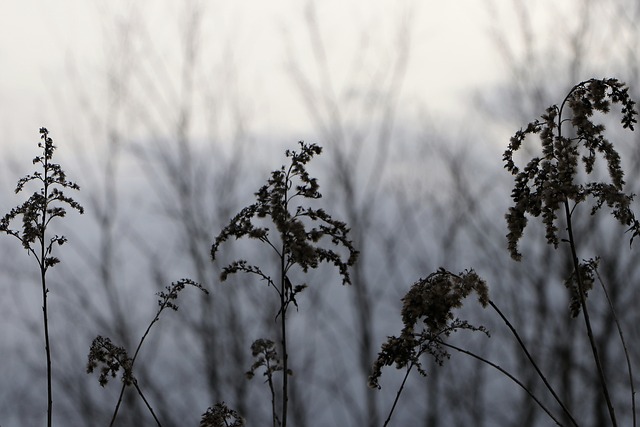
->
{"left": 0, "top": 128, "right": 84, "bottom": 427}
{"left": 372, "top": 78, "right": 639, "bottom": 427}
{"left": 87, "top": 279, "right": 208, "bottom": 426}
{"left": 211, "top": 141, "right": 358, "bottom": 427}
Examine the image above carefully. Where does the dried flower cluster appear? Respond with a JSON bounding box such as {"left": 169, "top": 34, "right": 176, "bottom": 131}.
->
{"left": 245, "top": 338, "right": 286, "bottom": 426}
{"left": 86, "top": 336, "right": 134, "bottom": 387}
{"left": 87, "top": 279, "right": 207, "bottom": 424}
{"left": 200, "top": 402, "right": 245, "bottom": 427}
{"left": 504, "top": 78, "right": 640, "bottom": 260}
{"left": 246, "top": 338, "right": 285, "bottom": 380}
{"left": 211, "top": 142, "right": 358, "bottom": 427}
{"left": 0, "top": 128, "right": 83, "bottom": 427}
{"left": 502, "top": 79, "right": 637, "bottom": 425}
{"left": 369, "top": 269, "right": 489, "bottom": 389}
{"left": 157, "top": 278, "right": 208, "bottom": 311}
{"left": 563, "top": 258, "right": 597, "bottom": 318}
{"left": 211, "top": 141, "right": 358, "bottom": 308}
{"left": 87, "top": 279, "right": 206, "bottom": 386}
{"left": 0, "top": 128, "right": 83, "bottom": 267}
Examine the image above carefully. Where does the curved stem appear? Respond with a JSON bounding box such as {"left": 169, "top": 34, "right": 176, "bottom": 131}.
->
{"left": 593, "top": 265, "right": 636, "bottom": 427}
{"left": 439, "top": 341, "right": 564, "bottom": 426}
{"left": 489, "top": 300, "right": 579, "bottom": 426}
{"left": 563, "top": 200, "right": 617, "bottom": 426}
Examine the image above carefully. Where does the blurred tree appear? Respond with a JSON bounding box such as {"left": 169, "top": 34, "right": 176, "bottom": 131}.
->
{"left": 2, "top": 0, "right": 640, "bottom": 426}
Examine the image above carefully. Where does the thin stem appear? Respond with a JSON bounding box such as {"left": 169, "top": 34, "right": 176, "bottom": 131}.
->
{"left": 110, "top": 308, "right": 166, "bottom": 425}
{"left": 280, "top": 251, "right": 289, "bottom": 427}
{"left": 266, "top": 358, "right": 278, "bottom": 427}
{"left": 41, "top": 149, "right": 53, "bottom": 427}
{"left": 109, "top": 394, "right": 123, "bottom": 427}
{"left": 593, "top": 265, "right": 636, "bottom": 427}
{"left": 489, "top": 300, "right": 579, "bottom": 427}
{"left": 440, "top": 341, "right": 564, "bottom": 426}
{"left": 279, "top": 170, "right": 293, "bottom": 427}
{"left": 132, "top": 379, "right": 162, "bottom": 427}
{"left": 381, "top": 327, "right": 469, "bottom": 427}
{"left": 563, "top": 200, "right": 617, "bottom": 426}
{"left": 556, "top": 95, "right": 618, "bottom": 425}
{"left": 41, "top": 259, "right": 53, "bottom": 427}
{"left": 382, "top": 363, "right": 414, "bottom": 427}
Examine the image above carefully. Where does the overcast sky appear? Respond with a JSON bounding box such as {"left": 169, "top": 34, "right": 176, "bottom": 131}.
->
{"left": 0, "top": 0, "right": 511, "bottom": 147}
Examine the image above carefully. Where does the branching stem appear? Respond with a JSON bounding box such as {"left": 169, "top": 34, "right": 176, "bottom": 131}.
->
{"left": 40, "top": 144, "right": 54, "bottom": 427}
{"left": 110, "top": 310, "right": 164, "bottom": 427}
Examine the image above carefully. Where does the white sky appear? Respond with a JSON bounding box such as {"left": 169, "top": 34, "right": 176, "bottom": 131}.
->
{"left": 0, "top": 0, "right": 507, "bottom": 148}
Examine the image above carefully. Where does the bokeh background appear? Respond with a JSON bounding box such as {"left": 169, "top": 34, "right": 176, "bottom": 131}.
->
{"left": 1, "top": 0, "right": 639, "bottom": 425}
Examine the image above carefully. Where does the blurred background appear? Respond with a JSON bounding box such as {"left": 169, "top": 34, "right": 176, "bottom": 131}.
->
{"left": 1, "top": 0, "right": 639, "bottom": 425}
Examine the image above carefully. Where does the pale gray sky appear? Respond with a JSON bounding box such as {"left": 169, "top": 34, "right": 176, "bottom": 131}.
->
{"left": 0, "top": 0, "right": 508, "bottom": 148}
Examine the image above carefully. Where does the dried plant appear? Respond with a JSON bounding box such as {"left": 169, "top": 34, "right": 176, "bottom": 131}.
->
{"left": 200, "top": 402, "right": 245, "bottom": 427}
{"left": 87, "top": 278, "right": 208, "bottom": 426}
{"left": 504, "top": 78, "right": 639, "bottom": 426}
{"left": 246, "top": 339, "right": 284, "bottom": 427}
{"left": 369, "top": 269, "right": 490, "bottom": 426}
{"left": 373, "top": 78, "right": 639, "bottom": 427}
{"left": 504, "top": 78, "right": 639, "bottom": 261}
{"left": 211, "top": 141, "right": 358, "bottom": 427}
{"left": 0, "top": 128, "right": 83, "bottom": 427}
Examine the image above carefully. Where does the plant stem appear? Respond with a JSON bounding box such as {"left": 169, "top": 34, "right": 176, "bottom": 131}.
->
{"left": 280, "top": 254, "right": 289, "bottom": 427}
{"left": 41, "top": 150, "right": 53, "bottom": 427}
{"left": 132, "top": 379, "right": 162, "bottom": 427}
{"left": 593, "top": 265, "right": 636, "bottom": 427}
{"left": 41, "top": 263, "right": 53, "bottom": 427}
{"left": 563, "top": 200, "right": 617, "bottom": 426}
{"left": 267, "top": 358, "right": 278, "bottom": 427}
{"left": 279, "top": 168, "right": 293, "bottom": 427}
{"left": 440, "top": 341, "right": 564, "bottom": 426}
{"left": 110, "top": 309, "right": 165, "bottom": 426}
{"left": 489, "top": 300, "right": 578, "bottom": 427}
{"left": 382, "top": 363, "right": 414, "bottom": 427}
